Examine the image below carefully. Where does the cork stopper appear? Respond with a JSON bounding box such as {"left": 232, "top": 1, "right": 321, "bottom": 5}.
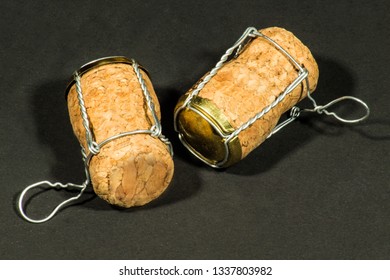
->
{"left": 175, "top": 27, "right": 319, "bottom": 167}
{"left": 67, "top": 58, "right": 174, "bottom": 207}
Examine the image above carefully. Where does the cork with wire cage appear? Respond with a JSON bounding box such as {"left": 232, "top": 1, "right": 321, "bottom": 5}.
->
{"left": 66, "top": 59, "right": 174, "bottom": 207}
{"left": 175, "top": 27, "right": 319, "bottom": 167}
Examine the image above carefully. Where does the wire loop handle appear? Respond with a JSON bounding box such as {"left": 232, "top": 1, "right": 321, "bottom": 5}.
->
{"left": 18, "top": 58, "right": 173, "bottom": 223}
{"left": 18, "top": 180, "right": 88, "bottom": 223}
{"left": 269, "top": 95, "right": 370, "bottom": 138}
{"left": 301, "top": 95, "right": 370, "bottom": 123}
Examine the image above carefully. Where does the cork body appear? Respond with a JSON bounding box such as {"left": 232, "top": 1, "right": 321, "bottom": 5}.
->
{"left": 177, "top": 27, "right": 319, "bottom": 166}
{"left": 67, "top": 62, "right": 174, "bottom": 207}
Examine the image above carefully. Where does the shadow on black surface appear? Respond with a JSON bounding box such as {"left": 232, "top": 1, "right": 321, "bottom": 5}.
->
{"left": 349, "top": 119, "right": 390, "bottom": 141}
{"left": 32, "top": 79, "right": 85, "bottom": 182}
{"left": 26, "top": 80, "right": 202, "bottom": 217}
{"left": 226, "top": 56, "right": 361, "bottom": 175}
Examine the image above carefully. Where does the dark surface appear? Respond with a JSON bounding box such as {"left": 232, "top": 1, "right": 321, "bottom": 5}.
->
{"left": 1, "top": 0, "right": 389, "bottom": 259}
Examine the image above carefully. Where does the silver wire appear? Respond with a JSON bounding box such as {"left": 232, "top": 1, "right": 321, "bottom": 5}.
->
{"left": 300, "top": 95, "right": 370, "bottom": 123}
{"left": 74, "top": 72, "right": 100, "bottom": 155}
{"left": 182, "top": 27, "right": 258, "bottom": 108}
{"left": 131, "top": 59, "right": 162, "bottom": 137}
{"left": 18, "top": 181, "right": 88, "bottom": 224}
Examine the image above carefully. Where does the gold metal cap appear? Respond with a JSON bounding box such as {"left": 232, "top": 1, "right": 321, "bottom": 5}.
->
{"left": 174, "top": 94, "right": 242, "bottom": 168}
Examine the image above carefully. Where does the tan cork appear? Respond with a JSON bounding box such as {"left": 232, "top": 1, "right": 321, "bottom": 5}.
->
{"left": 197, "top": 27, "right": 319, "bottom": 158}
{"left": 67, "top": 63, "right": 174, "bottom": 207}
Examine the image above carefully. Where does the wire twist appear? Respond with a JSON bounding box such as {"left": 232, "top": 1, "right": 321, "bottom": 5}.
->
{"left": 184, "top": 27, "right": 258, "bottom": 106}
{"left": 74, "top": 71, "right": 100, "bottom": 155}
{"left": 131, "top": 59, "right": 162, "bottom": 137}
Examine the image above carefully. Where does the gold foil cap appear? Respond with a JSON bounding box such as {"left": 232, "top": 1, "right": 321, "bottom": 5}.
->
{"left": 174, "top": 94, "right": 242, "bottom": 168}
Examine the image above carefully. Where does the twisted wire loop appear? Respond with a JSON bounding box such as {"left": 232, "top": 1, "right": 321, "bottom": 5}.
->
{"left": 300, "top": 95, "right": 370, "bottom": 124}
{"left": 18, "top": 180, "right": 88, "bottom": 224}
{"left": 18, "top": 58, "right": 173, "bottom": 223}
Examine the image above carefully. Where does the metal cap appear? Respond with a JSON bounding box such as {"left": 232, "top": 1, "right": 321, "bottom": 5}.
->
{"left": 174, "top": 94, "right": 242, "bottom": 168}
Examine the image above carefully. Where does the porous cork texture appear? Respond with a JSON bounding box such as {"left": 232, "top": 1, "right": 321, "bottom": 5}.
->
{"left": 197, "top": 27, "right": 319, "bottom": 158}
{"left": 67, "top": 63, "right": 174, "bottom": 207}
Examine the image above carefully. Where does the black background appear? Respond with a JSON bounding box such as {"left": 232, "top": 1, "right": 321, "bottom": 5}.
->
{"left": 1, "top": 0, "right": 389, "bottom": 259}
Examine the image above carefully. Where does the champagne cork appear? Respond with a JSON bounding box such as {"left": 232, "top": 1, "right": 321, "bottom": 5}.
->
{"left": 175, "top": 27, "right": 319, "bottom": 167}
{"left": 66, "top": 57, "right": 174, "bottom": 207}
